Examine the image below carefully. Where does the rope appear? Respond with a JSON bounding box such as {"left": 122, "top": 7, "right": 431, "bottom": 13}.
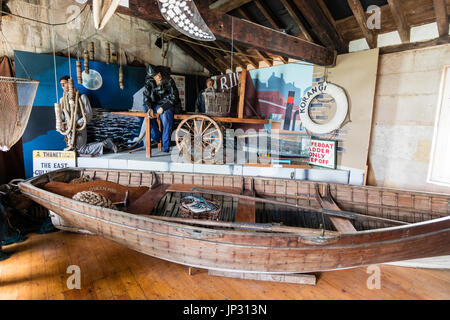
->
{"left": 72, "top": 191, "right": 117, "bottom": 210}
{"left": 51, "top": 25, "right": 58, "bottom": 102}
{"left": 57, "top": 89, "right": 88, "bottom": 151}
{"left": 0, "top": 4, "right": 88, "bottom": 26}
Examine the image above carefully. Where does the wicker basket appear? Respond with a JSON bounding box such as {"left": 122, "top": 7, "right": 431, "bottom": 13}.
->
{"left": 179, "top": 199, "right": 221, "bottom": 220}
{"left": 203, "top": 90, "right": 231, "bottom": 117}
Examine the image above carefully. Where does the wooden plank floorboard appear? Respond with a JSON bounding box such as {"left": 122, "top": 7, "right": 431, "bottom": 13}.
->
{"left": 0, "top": 232, "right": 449, "bottom": 300}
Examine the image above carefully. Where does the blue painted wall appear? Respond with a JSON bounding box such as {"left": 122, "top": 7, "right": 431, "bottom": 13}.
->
{"left": 14, "top": 50, "right": 147, "bottom": 178}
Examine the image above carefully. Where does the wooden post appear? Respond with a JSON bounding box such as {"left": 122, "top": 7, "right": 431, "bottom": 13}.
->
{"left": 238, "top": 71, "right": 247, "bottom": 119}
{"left": 156, "top": 114, "right": 162, "bottom": 152}
{"left": 145, "top": 114, "right": 151, "bottom": 158}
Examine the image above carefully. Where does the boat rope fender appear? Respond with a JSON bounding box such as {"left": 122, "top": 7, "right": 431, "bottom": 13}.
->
{"left": 299, "top": 82, "right": 349, "bottom": 134}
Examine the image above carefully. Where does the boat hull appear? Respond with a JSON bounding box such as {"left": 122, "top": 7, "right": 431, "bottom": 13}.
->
{"left": 19, "top": 168, "right": 450, "bottom": 274}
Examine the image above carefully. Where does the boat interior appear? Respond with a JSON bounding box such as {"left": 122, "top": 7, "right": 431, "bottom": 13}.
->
{"left": 29, "top": 168, "right": 450, "bottom": 233}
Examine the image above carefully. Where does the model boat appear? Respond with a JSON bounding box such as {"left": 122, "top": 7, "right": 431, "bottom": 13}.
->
{"left": 19, "top": 168, "right": 450, "bottom": 274}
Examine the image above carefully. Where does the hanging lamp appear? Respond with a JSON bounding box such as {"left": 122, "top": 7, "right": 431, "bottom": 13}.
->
{"left": 157, "top": 0, "right": 216, "bottom": 41}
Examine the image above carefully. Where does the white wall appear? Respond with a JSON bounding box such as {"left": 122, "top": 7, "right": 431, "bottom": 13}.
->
{"left": 368, "top": 43, "right": 450, "bottom": 194}
{"left": 0, "top": 0, "right": 208, "bottom": 75}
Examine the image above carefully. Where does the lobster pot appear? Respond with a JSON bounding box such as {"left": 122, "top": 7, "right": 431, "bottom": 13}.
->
{"left": 203, "top": 91, "right": 231, "bottom": 116}
{"left": 179, "top": 200, "right": 221, "bottom": 221}
{"left": 0, "top": 77, "right": 39, "bottom": 152}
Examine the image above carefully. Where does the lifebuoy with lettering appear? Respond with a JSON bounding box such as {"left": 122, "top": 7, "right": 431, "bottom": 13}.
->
{"left": 299, "top": 82, "right": 348, "bottom": 134}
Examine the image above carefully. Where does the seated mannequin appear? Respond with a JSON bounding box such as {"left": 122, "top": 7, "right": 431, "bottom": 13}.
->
{"left": 194, "top": 78, "right": 214, "bottom": 113}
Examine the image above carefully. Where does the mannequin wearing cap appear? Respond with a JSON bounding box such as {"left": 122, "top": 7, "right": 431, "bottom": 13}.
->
{"left": 143, "top": 65, "right": 181, "bottom": 153}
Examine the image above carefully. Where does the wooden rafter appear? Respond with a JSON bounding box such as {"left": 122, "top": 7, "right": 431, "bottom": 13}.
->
{"left": 151, "top": 24, "right": 219, "bottom": 74}
{"left": 214, "top": 40, "right": 251, "bottom": 70}
{"left": 387, "top": 0, "right": 410, "bottom": 43}
{"left": 253, "top": 0, "right": 282, "bottom": 31}
{"left": 209, "top": 0, "right": 253, "bottom": 13}
{"left": 433, "top": 0, "right": 449, "bottom": 37}
{"left": 247, "top": 48, "right": 273, "bottom": 67}
{"left": 292, "top": 0, "right": 348, "bottom": 53}
{"left": 118, "top": 0, "right": 335, "bottom": 65}
{"left": 335, "top": 0, "right": 448, "bottom": 44}
{"left": 280, "top": 0, "right": 314, "bottom": 42}
{"left": 346, "top": 0, "right": 377, "bottom": 48}
{"left": 240, "top": 4, "right": 288, "bottom": 64}
{"left": 230, "top": 43, "right": 260, "bottom": 69}
{"left": 160, "top": 26, "right": 234, "bottom": 74}
{"left": 186, "top": 41, "right": 227, "bottom": 74}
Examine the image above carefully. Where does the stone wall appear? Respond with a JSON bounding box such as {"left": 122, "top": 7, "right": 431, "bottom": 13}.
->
{"left": 368, "top": 43, "right": 450, "bottom": 193}
{"left": 0, "top": 0, "right": 208, "bottom": 75}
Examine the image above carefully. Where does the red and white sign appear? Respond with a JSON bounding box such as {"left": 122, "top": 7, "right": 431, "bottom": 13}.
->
{"left": 308, "top": 139, "right": 337, "bottom": 169}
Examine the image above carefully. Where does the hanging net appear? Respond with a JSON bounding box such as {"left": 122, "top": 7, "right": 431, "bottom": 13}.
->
{"left": 0, "top": 76, "right": 39, "bottom": 152}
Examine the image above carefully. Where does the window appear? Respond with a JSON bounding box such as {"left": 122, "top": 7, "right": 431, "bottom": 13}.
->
{"left": 428, "top": 66, "right": 450, "bottom": 187}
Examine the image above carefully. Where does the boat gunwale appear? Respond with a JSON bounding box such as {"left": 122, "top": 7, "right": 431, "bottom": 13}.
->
{"left": 19, "top": 168, "right": 450, "bottom": 237}
{"left": 19, "top": 180, "right": 450, "bottom": 251}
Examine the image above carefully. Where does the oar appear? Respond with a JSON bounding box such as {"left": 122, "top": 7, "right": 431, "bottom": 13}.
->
{"left": 190, "top": 187, "right": 409, "bottom": 226}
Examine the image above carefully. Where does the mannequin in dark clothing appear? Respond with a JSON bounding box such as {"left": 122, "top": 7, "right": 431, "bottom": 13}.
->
{"left": 194, "top": 78, "right": 214, "bottom": 113}
{"left": 143, "top": 65, "right": 181, "bottom": 153}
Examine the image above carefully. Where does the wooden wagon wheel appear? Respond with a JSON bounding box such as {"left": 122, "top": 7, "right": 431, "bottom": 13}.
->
{"left": 175, "top": 115, "right": 223, "bottom": 164}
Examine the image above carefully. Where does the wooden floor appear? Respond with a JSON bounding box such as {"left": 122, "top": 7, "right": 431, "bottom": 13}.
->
{"left": 0, "top": 231, "right": 449, "bottom": 300}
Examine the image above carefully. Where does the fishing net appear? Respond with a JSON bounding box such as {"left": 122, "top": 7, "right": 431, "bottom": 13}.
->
{"left": 0, "top": 76, "right": 39, "bottom": 152}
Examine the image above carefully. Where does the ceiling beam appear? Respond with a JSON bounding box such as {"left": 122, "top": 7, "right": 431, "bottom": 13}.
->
{"left": 162, "top": 26, "right": 230, "bottom": 73}
{"left": 253, "top": 0, "right": 283, "bottom": 31}
{"left": 292, "top": 0, "right": 348, "bottom": 53}
{"left": 209, "top": 0, "right": 253, "bottom": 13}
{"left": 240, "top": 4, "right": 289, "bottom": 64}
{"left": 379, "top": 34, "right": 449, "bottom": 55}
{"left": 335, "top": 0, "right": 448, "bottom": 43}
{"left": 247, "top": 49, "right": 273, "bottom": 67}
{"left": 387, "top": 0, "right": 410, "bottom": 43}
{"left": 433, "top": 0, "right": 449, "bottom": 37}
{"left": 215, "top": 40, "right": 255, "bottom": 70}
{"left": 151, "top": 24, "right": 219, "bottom": 74}
{"left": 119, "top": 0, "right": 336, "bottom": 66}
{"left": 187, "top": 42, "right": 227, "bottom": 74}
{"left": 280, "top": 0, "right": 313, "bottom": 42}
{"left": 346, "top": 0, "right": 377, "bottom": 48}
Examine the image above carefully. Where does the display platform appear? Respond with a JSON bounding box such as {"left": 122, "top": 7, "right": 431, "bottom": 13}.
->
{"left": 76, "top": 148, "right": 365, "bottom": 186}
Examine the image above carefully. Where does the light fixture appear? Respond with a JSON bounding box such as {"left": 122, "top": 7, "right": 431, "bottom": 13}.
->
{"left": 157, "top": 0, "right": 216, "bottom": 41}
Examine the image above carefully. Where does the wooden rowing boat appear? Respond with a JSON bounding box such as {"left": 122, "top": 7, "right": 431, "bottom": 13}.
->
{"left": 19, "top": 168, "right": 450, "bottom": 274}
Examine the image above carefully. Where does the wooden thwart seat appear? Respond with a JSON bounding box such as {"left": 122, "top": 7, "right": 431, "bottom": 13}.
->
{"left": 235, "top": 190, "right": 256, "bottom": 223}
{"left": 315, "top": 184, "right": 356, "bottom": 233}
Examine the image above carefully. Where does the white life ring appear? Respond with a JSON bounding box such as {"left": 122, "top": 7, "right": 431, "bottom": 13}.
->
{"left": 299, "top": 82, "right": 348, "bottom": 134}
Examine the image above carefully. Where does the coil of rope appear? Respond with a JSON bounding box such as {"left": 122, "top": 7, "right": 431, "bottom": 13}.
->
{"left": 54, "top": 79, "right": 87, "bottom": 151}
